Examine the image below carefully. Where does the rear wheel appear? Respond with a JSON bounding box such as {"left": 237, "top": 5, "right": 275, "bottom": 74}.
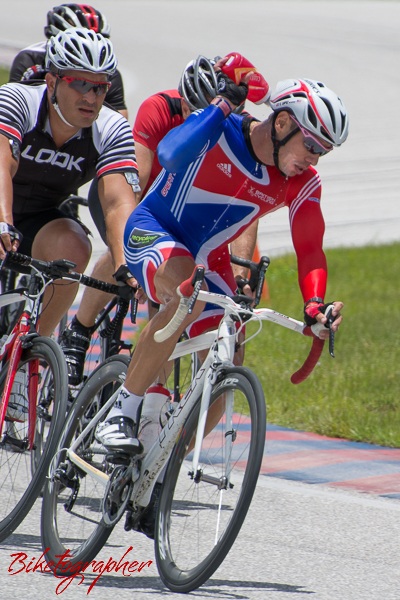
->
{"left": 0, "top": 336, "right": 68, "bottom": 542}
{"left": 155, "top": 366, "right": 266, "bottom": 593}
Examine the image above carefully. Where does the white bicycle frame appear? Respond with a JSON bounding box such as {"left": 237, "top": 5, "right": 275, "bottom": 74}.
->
{"left": 64, "top": 288, "right": 308, "bottom": 512}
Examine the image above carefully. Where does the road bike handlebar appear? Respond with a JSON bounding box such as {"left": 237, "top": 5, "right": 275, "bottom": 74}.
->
{"left": 154, "top": 263, "right": 334, "bottom": 384}
{"left": 291, "top": 330, "right": 325, "bottom": 384}
{"left": 1, "top": 251, "right": 138, "bottom": 322}
{"left": 230, "top": 253, "right": 270, "bottom": 308}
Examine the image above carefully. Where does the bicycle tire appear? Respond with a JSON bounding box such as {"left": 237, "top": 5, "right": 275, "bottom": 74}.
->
{"left": 41, "top": 354, "right": 130, "bottom": 573}
{"left": 30, "top": 311, "right": 88, "bottom": 477}
{"left": 0, "top": 336, "right": 68, "bottom": 542}
{"left": 155, "top": 366, "right": 266, "bottom": 593}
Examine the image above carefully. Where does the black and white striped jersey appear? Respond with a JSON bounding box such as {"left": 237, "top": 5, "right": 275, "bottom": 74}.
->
{"left": 0, "top": 82, "right": 137, "bottom": 217}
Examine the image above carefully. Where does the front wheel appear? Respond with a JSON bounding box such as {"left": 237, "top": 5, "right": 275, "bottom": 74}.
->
{"left": 155, "top": 366, "right": 266, "bottom": 593}
{"left": 41, "top": 355, "right": 130, "bottom": 573}
{"left": 0, "top": 336, "right": 68, "bottom": 542}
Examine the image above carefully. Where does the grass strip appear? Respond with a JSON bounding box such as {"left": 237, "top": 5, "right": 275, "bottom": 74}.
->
{"left": 245, "top": 243, "right": 400, "bottom": 447}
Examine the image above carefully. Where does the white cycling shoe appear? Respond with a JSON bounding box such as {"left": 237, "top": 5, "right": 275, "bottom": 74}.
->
{"left": 6, "top": 368, "right": 29, "bottom": 422}
{"left": 95, "top": 416, "right": 143, "bottom": 455}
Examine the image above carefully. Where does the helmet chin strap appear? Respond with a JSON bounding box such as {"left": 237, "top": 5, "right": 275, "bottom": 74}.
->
{"left": 270, "top": 112, "right": 300, "bottom": 177}
{"left": 50, "top": 77, "right": 75, "bottom": 128}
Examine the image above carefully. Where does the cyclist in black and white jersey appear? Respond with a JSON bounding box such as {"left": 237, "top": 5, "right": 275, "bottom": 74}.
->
{"left": 0, "top": 28, "right": 139, "bottom": 347}
{"left": 9, "top": 3, "right": 128, "bottom": 118}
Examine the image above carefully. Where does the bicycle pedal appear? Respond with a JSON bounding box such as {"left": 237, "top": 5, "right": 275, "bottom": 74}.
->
{"left": 124, "top": 508, "right": 141, "bottom": 532}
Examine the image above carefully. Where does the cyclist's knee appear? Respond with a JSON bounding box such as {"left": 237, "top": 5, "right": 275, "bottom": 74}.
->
{"left": 154, "top": 257, "right": 208, "bottom": 307}
{"left": 32, "top": 219, "right": 92, "bottom": 270}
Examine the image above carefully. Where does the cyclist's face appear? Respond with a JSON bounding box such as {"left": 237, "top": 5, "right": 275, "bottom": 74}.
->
{"left": 48, "top": 70, "right": 107, "bottom": 128}
{"left": 279, "top": 131, "right": 321, "bottom": 177}
{"left": 274, "top": 111, "right": 331, "bottom": 177}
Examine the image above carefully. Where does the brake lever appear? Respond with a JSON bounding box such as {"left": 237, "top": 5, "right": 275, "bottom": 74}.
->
{"left": 324, "top": 306, "right": 335, "bottom": 358}
{"left": 131, "top": 288, "right": 138, "bottom": 324}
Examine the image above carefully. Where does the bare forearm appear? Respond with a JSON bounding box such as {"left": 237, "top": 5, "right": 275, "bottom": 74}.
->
{"left": 231, "top": 220, "right": 259, "bottom": 279}
{"left": 98, "top": 173, "right": 139, "bottom": 270}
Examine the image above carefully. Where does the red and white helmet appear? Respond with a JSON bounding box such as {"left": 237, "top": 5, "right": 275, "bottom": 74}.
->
{"left": 269, "top": 79, "right": 349, "bottom": 146}
{"left": 45, "top": 4, "right": 111, "bottom": 39}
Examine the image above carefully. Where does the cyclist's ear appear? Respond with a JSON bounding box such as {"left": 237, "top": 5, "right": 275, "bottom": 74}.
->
{"left": 274, "top": 111, "right": 292, "bottom": 135}
{"left": 45, "top": 72, "right": 56, "bottom": 94}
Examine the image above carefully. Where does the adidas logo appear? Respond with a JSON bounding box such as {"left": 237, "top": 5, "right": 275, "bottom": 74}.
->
{"left": 217, "top": 163, "right": 232, "bottom": 178}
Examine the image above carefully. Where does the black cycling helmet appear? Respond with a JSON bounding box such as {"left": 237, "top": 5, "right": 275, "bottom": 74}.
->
{"left": 178, "top": 55, "right": 219, "bottom": 111}
{"left": 178, "top": 54, "right": 245, "bottom": 115}
{"left": 44, "top": 4, "right": 111, "bottom": 39}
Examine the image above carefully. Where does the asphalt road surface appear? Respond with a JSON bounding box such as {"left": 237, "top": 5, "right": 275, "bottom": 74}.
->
{"left": 0, "top": 2, "right": 399, "bottom": 599}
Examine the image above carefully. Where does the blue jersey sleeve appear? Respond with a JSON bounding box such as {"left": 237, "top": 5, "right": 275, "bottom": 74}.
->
{"left": 157, "top": 105, "right": 226, "bottom": 172}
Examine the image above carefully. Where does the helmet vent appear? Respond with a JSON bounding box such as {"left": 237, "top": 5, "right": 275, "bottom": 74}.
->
{"left": 84, "top": 45, "right": 93, "bottom": 65}
{"left": 307, "top": 105, "right": 317, "bottom": 129}
{"left": 99, "top": 47, "right": 107, "bottom": 68}
{"left": 293, "top": 92, "right": 307, "bottom": 98}
{"left": 320, "top": 127, "right": 334, "bottom": 143}
{"left": 321, "top": 98, "right": 336, "bottom": 133}
{"left": 341, "top": 112, "right": 347, "bottom": 135}
{"left": 66, "top": 40, "right": 79, "bottom": 55}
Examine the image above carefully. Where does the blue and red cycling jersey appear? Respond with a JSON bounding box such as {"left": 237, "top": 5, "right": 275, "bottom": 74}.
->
{"left": 124, "top": 103, "right": 327, "bottom": 333}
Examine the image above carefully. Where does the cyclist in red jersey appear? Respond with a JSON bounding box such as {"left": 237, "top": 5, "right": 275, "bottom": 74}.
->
{"left": 93, "top": 69, "right": 348, "bottom": 538}
{"left": 95, "top": 70, "right": 348, "bottom": 459}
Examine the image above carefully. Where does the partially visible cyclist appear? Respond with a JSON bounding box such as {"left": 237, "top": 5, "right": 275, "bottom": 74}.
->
{"left": 61, "top": 54, "right": 265, "bottom": 387}
{"left": 95, "top": 73, "right": 348, "bottom": 457}
{"left": 9, "top": 3, "right": 128, "bottom": 118}
{"left": 0, "top": 27, "right": 139, "bottom": 416}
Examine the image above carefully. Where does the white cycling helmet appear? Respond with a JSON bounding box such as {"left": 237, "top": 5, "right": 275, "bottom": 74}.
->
{"left": 46, "top": 27, "right": 117, "bottom": 75}
{"left": 44, "top": 4, "right": 111, "bottom": 39}
{"left": 269, "top": 78, "right": 349, "bottom": 146}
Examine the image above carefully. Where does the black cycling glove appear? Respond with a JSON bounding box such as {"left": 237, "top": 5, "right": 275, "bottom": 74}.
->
{"left": 113, "top": 264, "right": 135, "bottom": 286}
{"left": 216, "top": 72, "right": 248, "bottom": 107}
{"left": 304, "top": 297, "right": 335, "bottom": 326}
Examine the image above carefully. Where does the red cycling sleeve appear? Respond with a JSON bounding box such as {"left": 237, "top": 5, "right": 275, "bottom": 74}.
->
{"left": 289, "top": 186, "right": 327, "bottom": 302}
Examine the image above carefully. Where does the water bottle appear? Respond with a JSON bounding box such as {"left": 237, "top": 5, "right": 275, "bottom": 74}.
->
{"left": 138, "top": 385, "right": 171, "bottom": 455}
{"left": 221, "top": 52, "right": 270, "bottom": 105}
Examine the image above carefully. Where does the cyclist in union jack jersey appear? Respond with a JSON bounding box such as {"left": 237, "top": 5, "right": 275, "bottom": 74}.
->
{"left": 96, "top": 67, "right": 348, "bottom": 458}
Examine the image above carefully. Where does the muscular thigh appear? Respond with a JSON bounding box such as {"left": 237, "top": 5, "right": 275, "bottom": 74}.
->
{"left": 124, "top": 206, "right": 193, "bottom": 303}
{"left": 15, "top": 208, "right": 88, "bottom": 257}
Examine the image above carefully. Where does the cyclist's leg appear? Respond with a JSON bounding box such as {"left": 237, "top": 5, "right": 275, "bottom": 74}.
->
{"left": 32, "top": 218, "right": 91, "bottom": 336}
{"left": 59, "top": 182, "right": 118, "bottom": 384}
{"left": 95, "top": 209, "right": 207, "bottom": 452}
{"left": 15, "top": 209, "right": 91, "bottom": 337}
{"left": 75, "top": 251, "right": 116, "bottom": 328}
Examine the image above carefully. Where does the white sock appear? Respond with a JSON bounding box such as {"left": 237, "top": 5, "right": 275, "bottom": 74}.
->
{"left": 107, "top": 386, "right": 143, "bottom": 423}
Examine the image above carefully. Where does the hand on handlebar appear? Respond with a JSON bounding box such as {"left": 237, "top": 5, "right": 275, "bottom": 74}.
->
{"left": 112, "top": 264, "right": 147, "bottom": 304}
{"left": 235, "top": 276, "right": 256, "bottom": 305}
{"left": 314, "top": 301, "right": 343, "bottom": 340}
{"left": 0, "top": 224, "right": 23, "bottom": 261}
